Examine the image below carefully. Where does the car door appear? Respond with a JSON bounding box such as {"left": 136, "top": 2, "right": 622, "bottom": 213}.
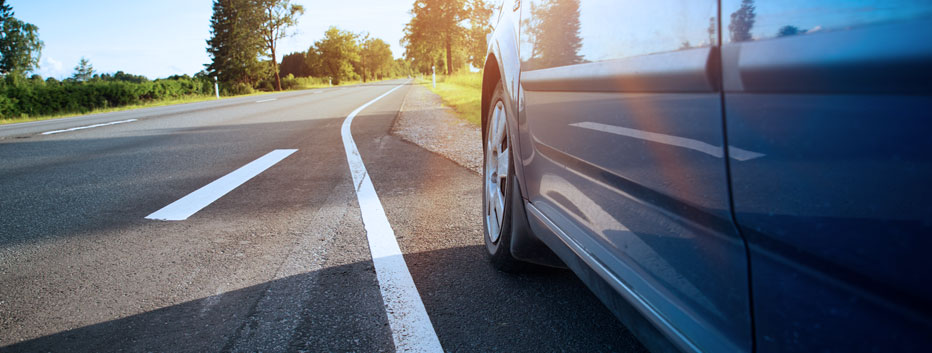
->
{"left": 720, "top": 1, "right": 932, "bottom": 351}
{"left": 517, "top": 1, "right": 752, "bottom": 352}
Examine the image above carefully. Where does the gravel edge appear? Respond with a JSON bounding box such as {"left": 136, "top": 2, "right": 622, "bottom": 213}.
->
{"left": 391, "top": 85, "right": 482, "bottom": 174}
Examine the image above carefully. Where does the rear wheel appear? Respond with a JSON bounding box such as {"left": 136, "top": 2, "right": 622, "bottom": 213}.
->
{"left": 483, "top": 82, "right": 528, "bottom": 272}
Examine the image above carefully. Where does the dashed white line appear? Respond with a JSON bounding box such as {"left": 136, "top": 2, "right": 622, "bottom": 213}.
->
{"left": 340, "top": 82, "right": 443, "bottom": 353}
{"left": 571, "top": 121, "right": 766, "bottom": 161}
{"left": 41, "top": 118, "right": 138, "bottom": 135}
{"left": 145, "top": 149, "right": 297, "bottom": 221}
{"left": 255, "top": 98, "right": 278, "bottom": 103}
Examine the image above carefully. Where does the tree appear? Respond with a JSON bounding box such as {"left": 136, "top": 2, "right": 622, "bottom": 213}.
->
{"left": 0, "top": 0, "right": 43, "bottom": 75}
{"left": 304, "top": 49, "right": 322, "bottom": 77}
{"left": 112, "top": 70, "right": 148, "bottom": 83}
{"left": 728, "top": 0, "right": 756, "bottom": 42}
{"left": 777, "top": 25, "right": 803, "bottom": 37}
{"left": 205, "top": 0, "right": 264, "bottom": 88}
{"left": 402, "top": 0, "right": 472, "bottom": 75}
{"left": 359, "top": 38, "right": 393, "bottom": 81}
{"left": 314, "top": 27, "right": 360, "bottom": 85}
{"left": 390, "top": 58, "right": 412, "bottom": 77}
{"left": 523, "top": 0, "right": 583, "bottom": 70}
{"left": 465, "top": 0, "right": 493, "bottom": 69}
{"left": 279, "top": 51, "right": 309, "bottom": 77}
{"left": 401, "top": 19, "right": 443, "bottom": 75}
{"left": 256, "top": 0, "right": 304, "bottom": 91}
{"left": 72, "top": 57, "right": 94, "bottom": 82}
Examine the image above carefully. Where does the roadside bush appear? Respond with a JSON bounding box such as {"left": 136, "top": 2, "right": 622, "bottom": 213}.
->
{"left": 224, "top": 82, "right": 254, "bottom": 96}
{"left": 0, "top": 76, "right": 213, "bottom": 119}
{"left": 280, "top": 74, "right": 299, "bottom": 90}
{"left": 295, "top": 76, "right": 330, "bottom": 88}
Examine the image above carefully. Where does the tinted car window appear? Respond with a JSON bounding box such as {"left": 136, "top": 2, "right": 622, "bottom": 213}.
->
{"left": 519, "top": 0, "right": 717, "bottom": 71}
{"left": 722, "top": 0, "right": 932, "bottom": 43}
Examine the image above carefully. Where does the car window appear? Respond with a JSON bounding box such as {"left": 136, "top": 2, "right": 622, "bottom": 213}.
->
{"left": 519, "top": 0, "right": 717, "bottom": 71}
{"left": 722, "top": 0, "right": 932, "bottom": 43}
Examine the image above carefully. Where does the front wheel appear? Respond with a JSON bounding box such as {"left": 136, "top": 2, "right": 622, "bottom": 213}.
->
{"left": 483, "top": 82, "right": 529, "bottom": 272}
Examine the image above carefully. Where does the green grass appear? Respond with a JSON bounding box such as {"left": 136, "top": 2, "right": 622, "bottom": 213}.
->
{"left": 419, "top": 71, "right": 482, "bottom": 126}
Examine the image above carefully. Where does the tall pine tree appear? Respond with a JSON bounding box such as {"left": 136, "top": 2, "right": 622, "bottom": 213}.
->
{"left": 524, "top": 0, "right": 584, "bottom": 70}
{"left": 205, "top": 0, "right": 264, "bottom": 88}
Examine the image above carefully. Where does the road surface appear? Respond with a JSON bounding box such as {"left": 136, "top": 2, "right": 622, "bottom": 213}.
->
{"left": 0, "top": 80, "right": 646, "bottom": 352}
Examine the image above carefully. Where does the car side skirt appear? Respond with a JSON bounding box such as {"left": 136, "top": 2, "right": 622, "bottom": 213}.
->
{"left": 525, "top": 202, "right": 694, "bottom": 353}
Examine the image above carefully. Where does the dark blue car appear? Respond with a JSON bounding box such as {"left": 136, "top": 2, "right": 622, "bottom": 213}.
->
{"left": 479, "top": 1, "right": 932, "bottom": 352}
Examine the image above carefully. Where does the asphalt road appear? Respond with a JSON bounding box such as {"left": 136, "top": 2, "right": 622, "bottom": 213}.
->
{"left": 0, "top": 80, "right": 647, "bottom": 352}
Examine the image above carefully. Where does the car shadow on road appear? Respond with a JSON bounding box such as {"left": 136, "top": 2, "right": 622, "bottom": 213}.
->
{"left": 3, "top": 246, "right": 647, "bottom": 353}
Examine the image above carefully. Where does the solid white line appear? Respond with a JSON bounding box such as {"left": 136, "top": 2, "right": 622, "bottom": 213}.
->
{"left": 341, "top": 82, "right": 443, "bottom": 353}
{"left": 41, "top": 118, "right": 138, "bottom": 135}
{"left": 255, "top": 98, "right": 277, "bottom": 103}
{"left": 145, "top": 149, "right": 297, "bottom": 221}
{"left": 570, "top": 122, "right": 765, "bottom": 161}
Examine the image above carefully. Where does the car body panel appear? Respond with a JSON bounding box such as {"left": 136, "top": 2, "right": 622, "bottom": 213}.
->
{"left": 721, "top": 1, "right": 932, "bottom": 350}
{"left": 482, "top": 1, "right": 932, "bottom": 352}
{"left": 515, "top": 1, "right": 751, "bottom": 352}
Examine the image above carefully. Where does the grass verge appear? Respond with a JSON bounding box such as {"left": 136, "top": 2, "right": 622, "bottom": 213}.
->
{"left": 419, "top": 72, "right": 482, "bottom": 126}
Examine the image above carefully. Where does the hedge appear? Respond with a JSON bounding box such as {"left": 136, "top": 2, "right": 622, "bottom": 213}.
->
{"left": 0, "top": 77, "right": 213, "bottom": 119}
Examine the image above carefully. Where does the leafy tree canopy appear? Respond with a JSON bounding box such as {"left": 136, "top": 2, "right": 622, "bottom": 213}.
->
{"left": 0, "top": 0, "right": 43, "bottom": 76}
{"left": 256, "top": 0, "right": 303, "bottom": 90}
{"left": 360, "top": 38, "right": 393, "bottom": 82}
{"left": 402, "top": 0, "right": 492, "bottom": 75}
{"left": 313, "top": 27, "right": 360, "bottom": 85}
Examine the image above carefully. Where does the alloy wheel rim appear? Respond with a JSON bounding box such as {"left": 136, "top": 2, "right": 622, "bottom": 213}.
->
{"left": 485, "top": 101, "right": 509, "bottom": 244}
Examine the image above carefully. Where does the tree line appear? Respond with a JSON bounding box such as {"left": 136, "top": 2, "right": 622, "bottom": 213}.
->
{"left": 206, "top": 0, "right": 412, "bottom": 91}
{"left": 0, "top": 0, "right": 499, "bottom": 120}
{"left": 207, "top": 0, "right": 497, "bottom": 92}
{"left": 0, "top": 1, "right": 217, "bottom": 119}
{"left": 402, "top": 0, "right": 494, "bottom": 75}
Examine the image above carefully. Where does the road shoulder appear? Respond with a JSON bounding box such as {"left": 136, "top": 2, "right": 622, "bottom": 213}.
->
{"left": 392, "top": 84, "right": 482, "bottom": 174}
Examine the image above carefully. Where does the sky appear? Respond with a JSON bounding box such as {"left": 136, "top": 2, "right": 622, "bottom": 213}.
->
{"left": 10, "top": 0, "right": 415, "bottom": 80}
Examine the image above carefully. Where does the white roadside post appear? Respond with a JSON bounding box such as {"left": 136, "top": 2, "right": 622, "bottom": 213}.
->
{"left": 213, "top": 76, "right": 220, "bottom": 100}
{"left": 432, "top": 65, "right": 436, "bottom": 88}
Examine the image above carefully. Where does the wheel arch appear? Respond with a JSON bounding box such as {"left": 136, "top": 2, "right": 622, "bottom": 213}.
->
{"left": 481, "top": 53, "right": 502, "bottom": 145}
{"left": 481, "top": 51, "right": 563, "bottom": 268}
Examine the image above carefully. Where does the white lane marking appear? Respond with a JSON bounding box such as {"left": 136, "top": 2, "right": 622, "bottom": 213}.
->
{"left": 41, "top": 118, "right": 138, "bottom": 135}
{"left": 146, "top": 149, "right": 297, "bottom": 221}
{"left": 341, "top": 83, "right": 443, "bottom": 353}
{"left": 570, "top": 121, "right": 765, "bottom": 161}
{"left": 255, "top": 98, "right": 277, "bottom": 103}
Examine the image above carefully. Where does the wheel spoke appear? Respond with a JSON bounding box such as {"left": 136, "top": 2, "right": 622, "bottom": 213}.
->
{"left": 498, "top": 147, "right": 510, "bottom": 182}
{"left": 492, "top": 105, "right": 506, "bottom": 147}
{"left": 493, "top": 187, "right": 505, "bottom": 225}
{"left": 487, "top": 187, "right": 500, "bottom": 241}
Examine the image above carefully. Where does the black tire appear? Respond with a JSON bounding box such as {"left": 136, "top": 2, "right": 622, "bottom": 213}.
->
{"left": 482, "top": 81, "right": 531, "bottom": 272}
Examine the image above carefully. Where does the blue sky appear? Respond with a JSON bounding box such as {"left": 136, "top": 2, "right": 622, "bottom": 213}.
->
{"left": 10, "top": 0, "right": 414, "bottom": 79}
